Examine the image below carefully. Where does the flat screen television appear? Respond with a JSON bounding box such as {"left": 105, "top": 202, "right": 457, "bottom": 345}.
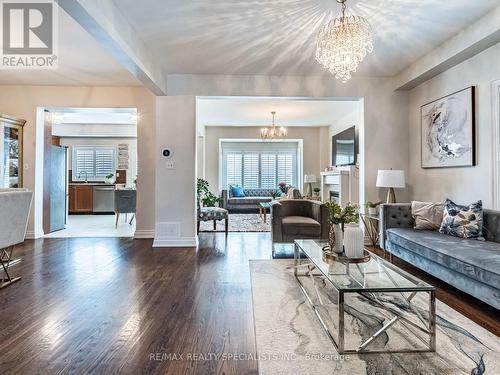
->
{"left": 332, "top": 126, "right": 356, "bottom": 166}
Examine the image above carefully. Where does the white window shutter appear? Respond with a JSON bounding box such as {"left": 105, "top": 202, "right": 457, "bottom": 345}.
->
{"left": 73, "top": 146, "right": 116, "bottom": 181}
{"left": 243, "top": 154, "right": 259, "bottom": 189}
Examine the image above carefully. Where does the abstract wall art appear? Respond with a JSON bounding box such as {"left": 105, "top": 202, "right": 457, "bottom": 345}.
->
{"left": 421, "top": 86, "right": 476, "bottom": 168}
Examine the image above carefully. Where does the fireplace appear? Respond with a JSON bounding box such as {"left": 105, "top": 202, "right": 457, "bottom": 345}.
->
{"left": 329, "top": 191, "right": 340, "bottom": 204}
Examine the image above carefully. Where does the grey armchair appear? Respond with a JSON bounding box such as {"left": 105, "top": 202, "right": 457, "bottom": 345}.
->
{"left": 271, "top": 199, "right": 328, "bottom": 243}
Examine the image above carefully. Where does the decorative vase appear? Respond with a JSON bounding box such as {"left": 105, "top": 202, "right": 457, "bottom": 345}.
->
{"left": 344, "top": 223, "right": 364, "bottom": 258}
{"left": 329, "top": 223, "right": 344, "bottom": 253}
{"left": 368, "top": 207, "right": 378, "bottom": 216}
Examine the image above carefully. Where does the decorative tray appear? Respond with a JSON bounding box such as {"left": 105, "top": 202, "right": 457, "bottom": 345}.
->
{"left": 321, "top": 246, "right": 371, "bottom": 264}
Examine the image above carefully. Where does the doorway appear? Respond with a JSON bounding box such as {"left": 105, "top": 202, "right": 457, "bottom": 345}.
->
{"left": 42, "top": 107, "right": 138, "bottom": 238}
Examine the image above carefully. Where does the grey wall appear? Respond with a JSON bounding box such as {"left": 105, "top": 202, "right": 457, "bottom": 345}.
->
{"left": 408, "top": 43, "right": 500, "bottom": 208}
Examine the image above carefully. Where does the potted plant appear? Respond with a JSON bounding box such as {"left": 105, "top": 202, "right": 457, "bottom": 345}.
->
{"left": 278, "top": 182, "right": 288, "bottom": 194}
{"left": 270, "top": 190, "right": 279, "bottom": 200}
{"left": 197, "top": 178, "right": 222, "bottom": 207}
{"left": 202, "top": 192, "right": 222, "bottom": 207}
{"left": 323, "top": 201, "right": 359, "bottom": 253}
{"left": 365, "top": 201, "right": 382, "bottom": 216}
{"left": 104, "top": 173, "right": 115, "bottom": 184}
{"left": 313, "top": 187, "right": 321, "bottom": 197}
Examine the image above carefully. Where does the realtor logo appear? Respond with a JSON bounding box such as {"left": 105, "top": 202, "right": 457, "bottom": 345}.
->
{"left": 1, "top": 0, "right": 57, "bottom": 68}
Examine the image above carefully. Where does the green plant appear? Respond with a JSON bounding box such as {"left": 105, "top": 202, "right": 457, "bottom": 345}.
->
{"left": 197, "top": 178, "right": 209, "bottom": 198}
{"left": 106, "top": 173, "right": 114, "bottom": 179}
{"left": 323, "top": 201, "right": 359, "bottom": 225}
{"left": 197, "top": 178, "right": 222, "bottom": 207}
{"left": 365, "top": 200, "right": 382, "bottom": 209}
{"left": 313, "top": 187, "right": 321, "bottom": 194}
{"left": 270, "top": 190, "right": 279, "bottom": 199}
{"left": 202, "top": 192, "right": 222, "bottom": 207}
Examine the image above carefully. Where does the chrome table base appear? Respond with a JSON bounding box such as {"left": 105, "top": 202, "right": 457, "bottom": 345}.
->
{"left": 294, "top": 243, "right": 436, "bottom": 354}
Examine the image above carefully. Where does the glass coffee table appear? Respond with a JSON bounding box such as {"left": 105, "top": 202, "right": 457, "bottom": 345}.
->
{"left": 259, "top": 202, "right": 272, "bottom": 223}
{"left": 294, "top": 239, "right": 436, "bottom": 354}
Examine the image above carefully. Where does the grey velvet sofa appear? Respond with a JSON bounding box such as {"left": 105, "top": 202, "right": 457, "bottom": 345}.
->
{"left": 380, "top": 203, "right": 500, "bottom": 310}
{"left": 221, "top": 188, "right": 276, "bottom": 213}
{"left": 271, "top": 199, "right": 328, "bottom": 243}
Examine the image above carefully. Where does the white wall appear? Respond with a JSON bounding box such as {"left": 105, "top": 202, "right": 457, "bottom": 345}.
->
{"left": 203, "top": 126, "right": 326, "bottom": 193}
{"left": 60, "top": 137, "right": 137, "bottom": 186}
{"left": 155, "top": 96, "right": 197, "bottom": 247}
{"left": 408, "top": 43, "right": 500, "bottom": 208}
{"left": 0, "top": 85, "right": 156, "bottom": 239}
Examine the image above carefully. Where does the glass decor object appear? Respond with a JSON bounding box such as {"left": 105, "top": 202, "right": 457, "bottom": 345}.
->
{"left": 315, "top": 0, "right": 373, "bottom": 82}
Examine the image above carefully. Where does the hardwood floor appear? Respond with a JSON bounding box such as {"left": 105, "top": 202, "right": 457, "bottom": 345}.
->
{"left": 0, "top": 234, "right": 498, "bottom": 374}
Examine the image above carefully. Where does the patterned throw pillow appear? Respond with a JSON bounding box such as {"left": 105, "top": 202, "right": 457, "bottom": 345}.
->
{"left": 439, "top": 199, "right": 484, "bottom": 240}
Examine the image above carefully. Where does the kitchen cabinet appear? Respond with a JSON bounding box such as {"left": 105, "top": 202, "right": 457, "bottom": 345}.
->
{"left": 69, "top": 185, "right": 93, "bottom": 213}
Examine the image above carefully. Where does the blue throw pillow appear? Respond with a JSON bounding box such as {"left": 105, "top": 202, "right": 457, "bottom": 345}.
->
{"left": 439, "top": 198, "right": 484, "bottom": 240}
{"left": 230, "top": 185, "right": 245, "bottom": 198}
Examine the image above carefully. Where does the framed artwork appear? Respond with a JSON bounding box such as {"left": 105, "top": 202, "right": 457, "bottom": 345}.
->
{"left": 421, "top": 86, "right": 476, "bottom": 168}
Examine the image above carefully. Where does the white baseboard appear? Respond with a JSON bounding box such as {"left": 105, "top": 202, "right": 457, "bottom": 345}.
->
{"left": 25, "top": 230, "right": 44, "bottom": 239}
{"left": 134, "top": 229, "right": 155, "bottom": 239}
{"left": 153, "top": 236, "right": 198, "bottom": 248}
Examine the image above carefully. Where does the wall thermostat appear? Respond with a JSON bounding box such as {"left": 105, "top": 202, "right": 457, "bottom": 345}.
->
{"left": 162, "top": 148, "right": 173, "bottom": 158}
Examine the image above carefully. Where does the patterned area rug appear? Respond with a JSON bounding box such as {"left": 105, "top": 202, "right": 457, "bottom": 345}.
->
{"left": 250, "top": 260, "right": 499, "bottom": 375}
{"left": 199, "top": 213, "right": 270, "bottom": 232}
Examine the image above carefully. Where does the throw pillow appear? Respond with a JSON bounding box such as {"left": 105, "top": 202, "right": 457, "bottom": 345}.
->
{"left": 439, "top": 199, "right": 484, "bottom": 240}
{"left": 230, "top": 185, "right": 245, "bottom": 198}
{"left": 411, "top": 201, "right": 444, "bottom": 230}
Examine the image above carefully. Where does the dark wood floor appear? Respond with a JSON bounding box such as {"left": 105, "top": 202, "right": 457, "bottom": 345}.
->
{"left": 0, "top": 234, "right": 498, "bottom": 374}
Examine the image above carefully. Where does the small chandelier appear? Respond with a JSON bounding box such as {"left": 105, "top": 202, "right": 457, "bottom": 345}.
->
{"left": 260, "top": 111, "right": 287, "bottom": 140}
{"left": 315, "top": 0, "right": 373, "bottom": 82}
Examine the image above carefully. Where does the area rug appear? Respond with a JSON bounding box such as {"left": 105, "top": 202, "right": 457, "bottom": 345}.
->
{"left": 250, "top": 260, "right": 499, "bottom": 374}
{"left": 199, "top": 213, "right": 270, "bottom": 232}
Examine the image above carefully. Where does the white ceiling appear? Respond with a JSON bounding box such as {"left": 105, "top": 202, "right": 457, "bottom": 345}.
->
{"left": 114, "top": 0, "right": 500, "bottom": 77}
{"left": 197, "top": 98, "right": 361, "bottom": 127}
{"left": 0, "top": 5, "right": 140, "bottom": 86}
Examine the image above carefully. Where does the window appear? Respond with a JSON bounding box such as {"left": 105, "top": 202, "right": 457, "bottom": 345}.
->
{"left": 73, "top": 146, "right": 116, "bottom": 181}
{"left": 221, "top": 142, "right": 299, "bottom": 189}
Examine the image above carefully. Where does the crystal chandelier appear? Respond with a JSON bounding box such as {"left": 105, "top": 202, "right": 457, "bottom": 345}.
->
{"left": 260, "top": 111, "right": 287, "bottom": 140}
{"left": 315, "top": 0, "right": 373, "bottom": 82}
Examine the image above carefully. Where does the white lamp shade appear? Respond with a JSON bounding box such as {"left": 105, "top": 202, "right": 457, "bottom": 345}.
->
{"left": 376, "top": 170, "right": 405, "bottom": 188}
{"left": 304, "top": 174, "right": 317, "bottom": 183}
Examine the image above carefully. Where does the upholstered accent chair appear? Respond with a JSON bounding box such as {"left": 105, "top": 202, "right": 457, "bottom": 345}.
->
{"left": 0, "top": 189, "right": 32, "bottom": 288}
{"left": 114, "top": 189, "right": 136, "bottom": 228}
{"left": 271, "top": 199, "right": 328, "bottom": 244}
{"left": 197, "top": 207, "right": 229, "bottom": 234}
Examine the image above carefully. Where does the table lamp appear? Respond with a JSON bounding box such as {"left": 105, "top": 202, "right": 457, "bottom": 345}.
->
{"left": 304, "top": 174, "right": 317, "bottom": 196}
{"left": 376, "top": 170, "right": 405, "bottom": 203}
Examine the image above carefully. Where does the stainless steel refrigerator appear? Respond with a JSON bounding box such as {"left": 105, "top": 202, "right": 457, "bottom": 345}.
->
{"left": 50, "top": 145, "right": 68, "bottom": 232}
